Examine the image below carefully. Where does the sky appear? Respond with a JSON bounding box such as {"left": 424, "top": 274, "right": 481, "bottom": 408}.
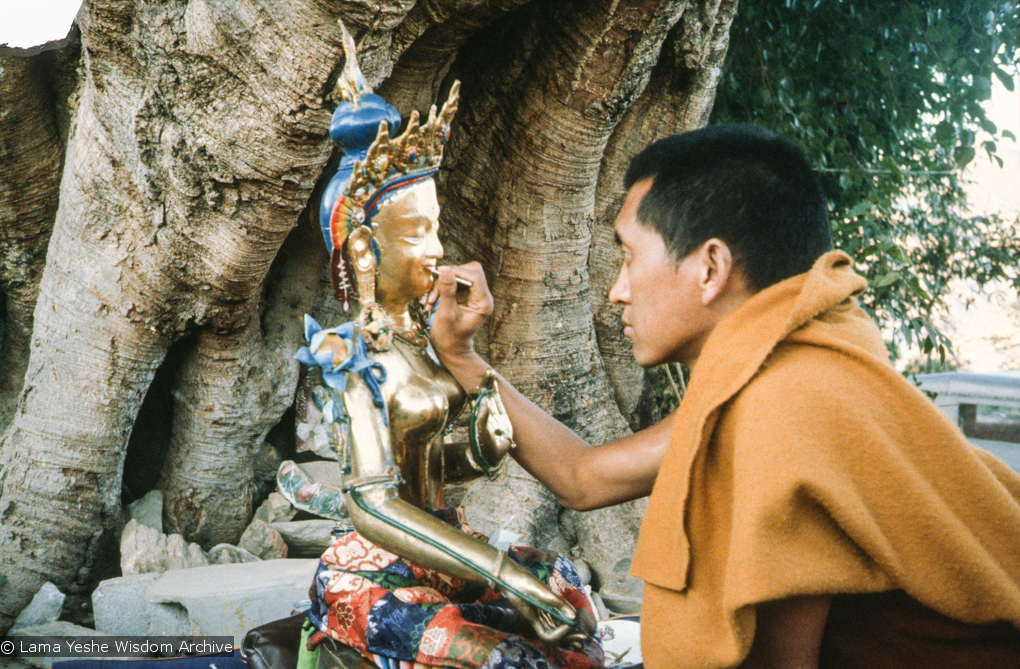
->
{"left": 965, "top": 75, "right": 1020, "bottom": 219}
{"left": 0, "top": 0, "right": 82, "bottom": 49}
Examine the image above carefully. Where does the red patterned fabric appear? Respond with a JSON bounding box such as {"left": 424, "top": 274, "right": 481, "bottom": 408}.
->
{"left": 307, "top": 508, "right": 603, "bottom": 669}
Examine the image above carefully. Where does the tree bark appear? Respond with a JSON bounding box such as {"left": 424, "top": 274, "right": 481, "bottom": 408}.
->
{"left": 0, "top": 0, "right": 345, "bottom": 628}
{"left": 159, "top": 222, "right": 324, "bottom": 544}
{"left": 0, "top": 0, "right": 734, "bottom": 630}
{"left": 439, "top": 0, "right": 737, "bottom": 599}
{"left": 0, "top": 50, "right": 71, "bottom": 433}
{"left": 592, "top": 0, "right": 737, "bottom": 427}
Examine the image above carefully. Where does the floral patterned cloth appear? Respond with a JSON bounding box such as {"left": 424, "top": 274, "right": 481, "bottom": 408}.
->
{"left": 307, "top": 508, "right": 603, "bottom": 669}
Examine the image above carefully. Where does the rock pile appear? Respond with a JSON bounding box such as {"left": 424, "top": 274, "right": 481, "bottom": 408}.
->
{"left": 8, "top": 486, "right": 639, "bottom": 667}
{"left": 117, "top": 491, "right": 323, "bottom": 575}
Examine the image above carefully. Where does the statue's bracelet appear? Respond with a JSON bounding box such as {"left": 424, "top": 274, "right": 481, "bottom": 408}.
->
{"left": 468, "top": 387, "right": 498, "bottom": 475}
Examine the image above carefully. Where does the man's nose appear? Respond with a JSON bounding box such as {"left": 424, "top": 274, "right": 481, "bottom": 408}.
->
{"left": 609, "top": 266, "right": 629, "bottom": 303}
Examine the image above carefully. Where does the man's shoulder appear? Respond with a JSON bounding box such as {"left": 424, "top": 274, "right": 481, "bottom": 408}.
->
{"left": 716, "top": 335, "right": 917, "bottom": 457}
{"left": 735, "top": 339, "right": 876, "bottom": 409}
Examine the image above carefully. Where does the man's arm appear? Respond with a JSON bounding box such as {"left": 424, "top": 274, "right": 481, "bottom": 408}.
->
{"left": 739, "top": 596, "right": 832, "bottom": 669}
{"left": 428, "top": 264, "right": 669, "bottom": 510}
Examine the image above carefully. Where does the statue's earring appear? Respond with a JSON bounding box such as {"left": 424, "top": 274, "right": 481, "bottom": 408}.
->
{"left": 348, "top": 225, "right": 393, "bottom": 352}
{"left": 348, "top": 225, "right": 376, "bottom": 307}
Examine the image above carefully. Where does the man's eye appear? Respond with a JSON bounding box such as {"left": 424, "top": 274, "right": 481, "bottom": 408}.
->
{"left": 401, "top": 236, "right": 425, "bottom": 245}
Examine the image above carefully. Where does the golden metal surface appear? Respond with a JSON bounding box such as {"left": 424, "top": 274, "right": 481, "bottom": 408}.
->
{"left": 305, "top": 22, "right": 582, "bottom": 650}
{"left": 329, "top": 186, "right": 577, "bottom": 642}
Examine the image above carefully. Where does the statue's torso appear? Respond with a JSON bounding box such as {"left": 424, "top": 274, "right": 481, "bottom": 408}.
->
{"left": 375, "top": 335, "right": 465, "bottom": 509}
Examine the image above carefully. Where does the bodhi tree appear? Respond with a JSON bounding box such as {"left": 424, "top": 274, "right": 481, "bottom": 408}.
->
{"left": 0, "top": 0, "right": 736, "bottom": 629}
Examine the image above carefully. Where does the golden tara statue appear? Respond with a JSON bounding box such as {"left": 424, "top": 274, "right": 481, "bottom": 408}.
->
{"left": 280, "top": 21, "right": 597, "bottom": 669}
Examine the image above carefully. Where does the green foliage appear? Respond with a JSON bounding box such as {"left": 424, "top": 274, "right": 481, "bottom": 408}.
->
{"left": 650, "top": 363, "right": 688, "bottom": 416}
{"left": 711, "top": 0, "right": 1020, "bottom": 362}
{"left": 900, "top": 353, "right": 961, "bottom": 376}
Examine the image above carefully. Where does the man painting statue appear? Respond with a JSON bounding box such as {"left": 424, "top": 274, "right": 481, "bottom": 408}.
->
{"left": 429, "top": 126, "right": 1020, "bottom": 668}
{"left": 287, "top": 19, "right": 1020, "bottom": 669}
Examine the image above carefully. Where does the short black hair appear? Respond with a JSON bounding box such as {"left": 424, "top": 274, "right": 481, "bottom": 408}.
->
{"left": 624, "top": 124, "right": 831, "bottom": 291}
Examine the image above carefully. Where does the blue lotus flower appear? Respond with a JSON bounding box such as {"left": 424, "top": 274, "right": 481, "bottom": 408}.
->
{"left": 296, "top": 315, "right": 388, "bottom": 425}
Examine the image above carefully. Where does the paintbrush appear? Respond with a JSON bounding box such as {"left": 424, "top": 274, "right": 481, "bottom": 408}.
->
{"left": 427, "top": 267, "right": 473, "bottom": 288}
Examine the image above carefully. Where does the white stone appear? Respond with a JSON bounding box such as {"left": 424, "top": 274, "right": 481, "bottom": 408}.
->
{"left": 239, "top": 520, "right": 288, "bottom": 560}
{"left": 120, "top": 519, "right": 208, "bottom": 575}
{"left": 93, "top": 572, "right": 163, "bottom": 635}
{"left": 164, "top": 533, "right": 209, "bottom": 571}
{"left": 11, "top": 621, "right": 102, "bottom": 668}
{"left": 127, "top": 489, "right": 164, "bottom": 533}
{"left": 9, "top": 582, "right": 65, "bottom": 632}
{"left": 146, "top": 559, "right": 319, "bottom": 642}
{"left": 253, "top": 491, "right": 297, "bottom": 524}
{"left": 270, "top": 519, "right": 340, "bottom": 557}
{"left": 208, "top": 543, "right": 261, "bottom": 565}
{"left": 93, "top": 559, "right": 320, "bottom": 643}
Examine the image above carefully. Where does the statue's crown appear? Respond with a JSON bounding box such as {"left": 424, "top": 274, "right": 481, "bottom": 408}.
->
{"left": 319, "top": 20, "right": 459, "bottom": 310}
{"left": 329, "top": 84, "right": 459, "bottom": 244}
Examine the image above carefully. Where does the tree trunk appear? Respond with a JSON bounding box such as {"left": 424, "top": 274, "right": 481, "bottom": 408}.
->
{"left": 0, "top": 0, "right": 343, "bottom": 628}
{"left": 159, "top": 223, "right": 324, "bottom": 545}
{"left": 441, "top": 0, "right": 737, "bottom": 600}
{"left": 0, "top": 48, "right": 74, "bottom": 433}
{"left": 0, "top": 0, "right": 733, "bottom": 630}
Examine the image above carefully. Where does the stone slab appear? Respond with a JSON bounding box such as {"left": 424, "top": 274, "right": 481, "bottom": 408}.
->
{"left": 92, "top": 571, "right": 163, "bottom": 636}
{"left": 146, "top": 558, "right": 319, "bottom": 642}
{"left": 10, "top": 621, "right": 101, "bottom": 669}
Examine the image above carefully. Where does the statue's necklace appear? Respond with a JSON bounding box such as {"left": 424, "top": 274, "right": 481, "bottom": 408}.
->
{"left": 393, "top": 322, "right": 429, "bottom": 350}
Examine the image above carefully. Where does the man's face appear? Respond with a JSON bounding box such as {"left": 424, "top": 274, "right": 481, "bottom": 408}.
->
{"left": 609, "top": 179, "right": 712, "bottom": 368}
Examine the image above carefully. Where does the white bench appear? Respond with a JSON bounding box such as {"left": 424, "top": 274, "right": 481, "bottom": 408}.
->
{"left": 913, "top": 371, "right": 1020, "bottom": 472}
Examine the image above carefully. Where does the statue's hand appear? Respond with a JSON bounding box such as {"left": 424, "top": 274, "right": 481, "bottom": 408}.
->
{"left": 498, "top": 558, "right": 585, "bottom": 648}
{"left": 470, "top": 370, "right": 513, "bottom": 474}
{"left": 427, "top": 262, "right": 492, "bottom": 362}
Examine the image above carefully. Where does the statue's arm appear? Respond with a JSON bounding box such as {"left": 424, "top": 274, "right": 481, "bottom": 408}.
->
{"left": 340, "top": 371, "right": 580, "bottom": 645}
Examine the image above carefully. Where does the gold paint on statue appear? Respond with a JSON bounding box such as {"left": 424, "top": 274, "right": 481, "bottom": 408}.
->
{"left": 307, "top": 22, "right": 582, "bottom": 643}
{"left": 338, "top": 178, "right": 581, "bottom": 644}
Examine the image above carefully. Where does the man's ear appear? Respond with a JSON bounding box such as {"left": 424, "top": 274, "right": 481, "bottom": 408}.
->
{"left": 695, "top": 238, "right": 735, "bottom": 306}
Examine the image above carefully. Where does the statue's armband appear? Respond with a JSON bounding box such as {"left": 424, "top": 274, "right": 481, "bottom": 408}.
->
{"left": 467, "top": 369, "right": 515, "bottom": 478}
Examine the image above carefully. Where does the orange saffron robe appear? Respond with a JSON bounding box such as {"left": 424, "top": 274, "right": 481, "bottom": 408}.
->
{"left": 631, "top": 251, "right": 1020, "bottom": 669}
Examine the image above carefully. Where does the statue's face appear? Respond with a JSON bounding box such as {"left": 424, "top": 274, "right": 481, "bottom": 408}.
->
{"left": 372, "top": 179, "right": 443, "bottom": 305}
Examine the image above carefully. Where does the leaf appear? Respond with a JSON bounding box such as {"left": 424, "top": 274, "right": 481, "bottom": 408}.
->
{"left": 873, "top": 272, "right": 901, "bottom": 287}
{"left": 710, "top": 0, "right": 1020, "bottom": 361}
{"left": 954, "top": 145, "right": 976, "bottom": 167}
{"left": 934, "top": 121, "right": 954, "bottom": 142}
{"left": 845, "top": 201, "right": 874, "bottom": 218}
{"left": 993, "top": 67, "right": 1016, "bottom": 91}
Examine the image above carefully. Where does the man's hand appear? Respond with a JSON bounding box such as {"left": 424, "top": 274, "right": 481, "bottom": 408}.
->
{"left": 427, "top": 262, "right": 493, "bottom": 364}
